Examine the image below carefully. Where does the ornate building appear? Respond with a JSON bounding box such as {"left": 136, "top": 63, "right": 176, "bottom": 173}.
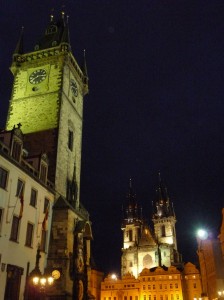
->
{"left": 121, "top": 177, "right": 181, "bottom": 278}
{"left": 2, "top": 10, "right": 98, "bottom": 299}
{"left": 101, "top": 179, "right": 202, "bottom": 300}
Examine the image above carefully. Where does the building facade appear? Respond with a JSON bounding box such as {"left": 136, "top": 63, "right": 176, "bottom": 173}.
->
{"left": 197, "top": 211, "right": 224, "bottom": 300}
{"left": 101, "top": 264, "right": 201, "bottom": 300}
{"left": 0, "top": 126, "right": 54, "bottom": 300}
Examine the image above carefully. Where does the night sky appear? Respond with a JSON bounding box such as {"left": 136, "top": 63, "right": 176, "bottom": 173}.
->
{"left": 1, "top": 0, "right": 224, "bottom": 275}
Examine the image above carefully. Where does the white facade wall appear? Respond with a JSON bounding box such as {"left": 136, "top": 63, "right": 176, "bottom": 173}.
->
{"left": 0, "top": 154, "right": 54, "bottom": 300}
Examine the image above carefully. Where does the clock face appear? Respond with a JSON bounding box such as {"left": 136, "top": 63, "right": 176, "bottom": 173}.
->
{"left": 52, "top": 269, "right": 61, "bottom": 280}
{"left": 29, "top": 69, "right": 47, "bottom": 84}
{"left": 71, "top": 79, "right": 78, "bottom": 97}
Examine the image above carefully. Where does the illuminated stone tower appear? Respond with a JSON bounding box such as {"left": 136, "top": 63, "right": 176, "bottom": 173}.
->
{"left": 121, "top": 177, "right": 181, "bottom": 278}
{"left": 6, "top": 12, "right": 92, "bottom": 299}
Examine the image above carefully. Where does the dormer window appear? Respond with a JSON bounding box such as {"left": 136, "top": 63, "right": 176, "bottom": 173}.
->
{"left": 39, "top": 154, "right": 49, "bottom": 184}
{"left": 40, "top": 163, "right": 47, "bottom": 183}
{"left": 46, "top": 25, "right": 57, "bottom": 35}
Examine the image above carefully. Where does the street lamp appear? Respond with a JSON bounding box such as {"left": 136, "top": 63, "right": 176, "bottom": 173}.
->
{"left": 196, "top": 228, "right": 209, "bottom": 300}
{"left": 218, "top": 290, "right": 224, "bottom": 299}
{"left": 27, "top": 246, "right": 54, "bottom": 299}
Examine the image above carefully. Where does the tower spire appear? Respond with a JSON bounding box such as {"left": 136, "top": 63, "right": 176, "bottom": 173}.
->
{"left": 13, "top": 27, "right": 24, "bottom": 56}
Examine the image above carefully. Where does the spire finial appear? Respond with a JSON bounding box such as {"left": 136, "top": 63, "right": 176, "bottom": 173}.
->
{"left": 158, "top": 171, "right": 161, "bottom": 184}
{"left": 50, "top": 8, "right": 54, "bottom": 22}
{"left": 129, "top": 178, "right": 132, "bottom": 189}
{"left": 61, "top": 4, "right": 65, "bottom": 19}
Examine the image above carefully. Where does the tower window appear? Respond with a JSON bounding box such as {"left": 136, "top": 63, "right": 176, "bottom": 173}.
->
{"left": 161, "top": 225, "right": 166, "bottom": 237}
{"left": 129, "top": 229, "right": 133, "bottom": 241}
{"left": 46, "top": 25, "right": 57, "bottom": 35}
{"left": 68, "top": 130, "right": 74, "bottom": 151}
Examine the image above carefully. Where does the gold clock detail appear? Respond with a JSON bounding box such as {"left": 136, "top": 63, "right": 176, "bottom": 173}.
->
{"left": 52, "top": 269, "right": 61, "bottom": 280}
{"left": 29, "top": 69, "right": 47, "bottom": 84}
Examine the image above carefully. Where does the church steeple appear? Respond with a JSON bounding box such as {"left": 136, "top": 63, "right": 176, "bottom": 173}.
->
{"left": 153, "top": 172, "right": 175, "bottom": 219}
{"left": 152, "top": 173, "right": 178, "bottom": 252}
{"left": 122, "top": 178, "right": 142, "bottom": 227}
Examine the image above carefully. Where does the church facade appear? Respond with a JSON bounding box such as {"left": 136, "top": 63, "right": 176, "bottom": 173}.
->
{"left": 121, "top": 178, "right": 181, "bottom": 278}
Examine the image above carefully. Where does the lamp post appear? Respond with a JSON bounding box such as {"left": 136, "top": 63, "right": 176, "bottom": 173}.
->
{"left": 196, "top": 228, "right": 209, "bottom": 300}
{"left": 27, "top": 246, "right": 54, "bottom": 300}
{"left": 218, "top": 290, "right": 224, "bottom": 299}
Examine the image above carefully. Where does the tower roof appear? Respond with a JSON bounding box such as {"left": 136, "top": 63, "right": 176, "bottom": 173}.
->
{"left": 34, "top": 11, "right": 71, "bottom": 51}
{"left": 122, "top": 179, "right": 143, "bottom": 226}
{"left": 152, "top": 173, "right": 175, "bottom": 219}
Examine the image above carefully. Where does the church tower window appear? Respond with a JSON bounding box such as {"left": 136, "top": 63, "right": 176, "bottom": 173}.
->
{"left": 161, "top": 225, "right": 166, "bottom": 237}
{"left": 129, "top": 229, "right": 133, "bottom": 241}
{"left": 68, "top": 130, "right": 74, "bottom": 151}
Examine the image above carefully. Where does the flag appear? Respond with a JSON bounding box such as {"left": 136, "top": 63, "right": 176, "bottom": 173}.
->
{"left": 42, "top": 204, "right": 49, "bottom": 230}
{"left": 19, "top": 183, "right": 24, "bottom": 219}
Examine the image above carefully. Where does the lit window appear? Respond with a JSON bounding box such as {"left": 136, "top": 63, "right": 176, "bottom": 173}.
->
{"left": 10, "top": 215, "right": 20, "bottom": 242}
{"left": 25, "top": 223, "right": 34, "bottom": 247}
{"left": 30, "top": 188, "right": 37, "bottom": 207}
{"left": 0, "top": 167, "right": 8, "bottom": 189}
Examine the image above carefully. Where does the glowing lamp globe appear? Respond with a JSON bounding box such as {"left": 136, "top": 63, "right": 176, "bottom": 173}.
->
{"left": 197, "top": 229, "right": 208, "bottom": 240}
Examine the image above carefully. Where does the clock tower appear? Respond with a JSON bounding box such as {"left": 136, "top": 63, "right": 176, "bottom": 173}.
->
{"left": 6, "top": 11, "right": 92, "bottom": 299}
